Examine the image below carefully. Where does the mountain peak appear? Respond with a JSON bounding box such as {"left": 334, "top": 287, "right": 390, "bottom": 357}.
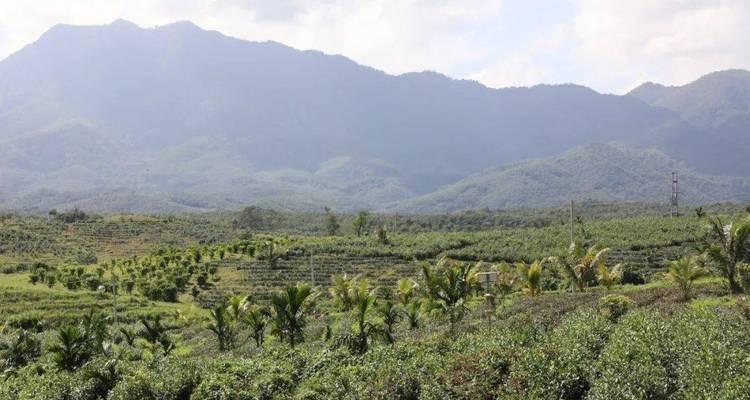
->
{"left": 109, "top": 19, "right": 140, "bottom": 29}
{"left": 156, "top": 20, "right": 203, "bottom": 32}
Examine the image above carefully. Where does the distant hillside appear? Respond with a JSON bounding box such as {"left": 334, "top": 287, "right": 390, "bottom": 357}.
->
{"left": 1, "top": 20, "right": 749, "bottom": 212}
{"left": 396, "top": 144, "right": 750, "bottom": 212}
{"left": 629, "top": 70, "right": 750, "bottom": 176}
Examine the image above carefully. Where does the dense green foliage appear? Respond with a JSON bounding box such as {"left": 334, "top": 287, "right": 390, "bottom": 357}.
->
{"left": 1, "top": 206, "right": 749, "bottom": 399}
{"left": 3, "top": 303, "right": 750, "bottom": 400}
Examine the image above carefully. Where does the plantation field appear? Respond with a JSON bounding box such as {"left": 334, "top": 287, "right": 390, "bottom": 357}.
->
{"left": 1, "top": 205, "right": 749, "bottom": 399}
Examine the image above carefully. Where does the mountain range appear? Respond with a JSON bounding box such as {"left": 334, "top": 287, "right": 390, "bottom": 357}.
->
{"left": 1, "top": 20, "right": 749, "bottom": 213}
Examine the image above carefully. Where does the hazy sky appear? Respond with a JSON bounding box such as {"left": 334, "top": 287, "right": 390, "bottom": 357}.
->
{"left": 1, "top": 0, "right": 748, "bottom": 94}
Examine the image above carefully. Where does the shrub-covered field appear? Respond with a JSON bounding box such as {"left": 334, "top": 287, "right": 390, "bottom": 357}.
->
{"left": 1, "top": 204, "right": 749, "bottom": 399}
{"left": 2, "top": 286, "right": 749, "bottom": 400}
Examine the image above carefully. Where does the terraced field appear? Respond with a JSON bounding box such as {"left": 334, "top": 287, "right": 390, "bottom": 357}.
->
{"left": 0, "top": 211, "right": 721, "bottom": 311}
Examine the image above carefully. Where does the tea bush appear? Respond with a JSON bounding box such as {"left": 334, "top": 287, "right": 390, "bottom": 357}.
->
{"left": 588, "top": 310, "right": 675, "bottom": 400}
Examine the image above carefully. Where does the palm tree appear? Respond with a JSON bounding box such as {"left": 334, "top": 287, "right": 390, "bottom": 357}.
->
{"left": 83, "top": 359, "right": 121, "bottom": 398}
{"left": 695, "top": 207, "right": 706, "bottom": 218}
{"left": 377, "top": 299, "right": 401, "bottom": 344}
{"left": 352, "top": 211, "right": 369, "bottom": 237}
{"left": 261, "top": 240, "right": 285, "bottom": 269}
{"left": 396, "top": 278, "right": 419, "bottom": 306}
{"left": 48, "top": 325, "right": 92, "bottom": 371}
{"left": 421, "top": 257, "right": 477, "bottom": 330}
{"left": 0, "top": 330, "right": 41, "bottom": 370}
{"left": 704, "top": 217, "right": 750, "bottom": 294}
{"left": 350, "top": 284, "right": 381, "bottom": 354}
{"left": 329, "top": 274, "right": 357, "bottom": 311}
{"left": 118, "top": 326, "right": 136, "bottom": 346}
{"left": 138, "top": 315, "right": 174, "bottom": 355}
{"left": 271, "top": 283, "right": 317, "bottom": 348}
{"left": 597, "top": 263, "right": 623, "bottom": 290}
{"left": 491, "top": 262, "right": 518, "bottom": 301}
{"left": 551, "top": 242, "right": 611, "bottom": 292}
{"left": 208, "top": 302, "right": 235, "bottom": 351}
{"left": 667, "top": 256, "right": 706, "bottom": 301}
{"left": 403, "top": 301, "right": 421, "bottom": 330}
{"left": 244, "top": 304, "right": 270, "bottom": 348}
{"left": 324, "top": 206, "right": 340, "bottom": 236}
{"left": 226, "top": 294, "right": 249, "bottom": 321}
{"left": 515, "top": 260, "right": 544, "bottom": 297}
{"left": 80, "top": 308, "right": 108, "bottom": 349}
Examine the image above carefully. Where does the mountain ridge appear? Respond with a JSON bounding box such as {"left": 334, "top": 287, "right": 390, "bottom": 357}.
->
{"left": 1, "top": 20, "right": 749, "bottom": 213}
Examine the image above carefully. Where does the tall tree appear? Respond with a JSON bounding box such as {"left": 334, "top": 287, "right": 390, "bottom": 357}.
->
{"left": 329, "top": 274, "right": 358, "bottom": 312}
{"left": 421, "top": 257, "right": 477, "bottom": 330}
{"left": 551, "top": 242, "right": 611, "bottom": 292}
{"left": 704, "top": 217, "right": 750, "bottom": 294}
{"left": 271, "top": 283, "right": 317, "bottom": 348}
{"left": 515, "top": 260, "right": 544, "bottom": 297}
{"left": 48, "top": 325, "right": 93, "bottom": 371}
{"left": 138, "top": 315, "right": 174, "bottom": 355}
{"left": 597, "top": 263, "right": 623, "bottom": 290}
{"left": 324, "top": 206, "right": 340, "bottom": 236}
{"left": 244, "top": 304, "right": 270, "bottom": 348}
{"left": 208, "top": 302, "right": 236, "bottom": 351}
{"left": 352, "top": 211, "right": 369, "bottom": 237}
{"left": 350, "top": 283, "right": 381, "bottom": 354}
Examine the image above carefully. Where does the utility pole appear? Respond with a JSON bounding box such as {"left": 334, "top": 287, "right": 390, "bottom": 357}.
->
{"left": 671, "top": 172, "right": 679, "bottom": 218}
{"left": 569, "top": 200, "right": 575, "bottom": 245}
{"left": 111, "top": 271, "right": 118, "bottom": 329}
{"left": 309, "top": 250, "right": 315, "bottom": 286}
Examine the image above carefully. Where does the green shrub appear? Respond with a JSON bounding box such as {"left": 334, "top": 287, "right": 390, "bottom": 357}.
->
{"left": 0, "top": 370, "right": 83, "bottom": 400}
{"left": 597, "top": 294, "right": 634, "bottom": 321}
{"left": 108, "top": 369, "right": 158, "bottom": 400}
{"left": 108, "top": 358, "right": 201, "bottom": 400}
{"left": 84, "top": 274, "right": 102, "bottom": 291}
{"left": 510, "top": 309, "right": 612, "bottom": 399}
{"left": 588, "top": 310, "right": 675, "bottom": 400}
{"left": 620, "top": 269, "right": 646, "bottom": 285}
{"left": 74, "top": 250, "right": 98, "bottom": 265}
{"left": 667, "top": 307, "right": 750, "bottom": 399}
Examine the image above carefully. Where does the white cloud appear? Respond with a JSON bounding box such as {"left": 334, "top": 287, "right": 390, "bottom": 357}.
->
{"left": 571, "top": 0, "right": 750, "bottom": 92}
{"left": 470, "top": 24, "right": 570, "bottom": 88}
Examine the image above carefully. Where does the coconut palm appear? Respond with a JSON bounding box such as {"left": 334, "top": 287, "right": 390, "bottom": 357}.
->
{"left": 404, "top": 301, "right": 422, "bottom": 330}
{"left": 667, "top": 256, "right": 706, "bottom": 301}
{"left": 48, "top": 325, "right": 93, "bottom": 371}
{"left": 244, "top": 304, "right": 270, "bottom": 348}
{"left": 597, "top": 263, "right": 623, "bottom": 290}
{"left": 491, "top": 262, "right": 518, "bottom": 300}
{"left": 695, "top": 207, "right": 706, "bottom": 218}
{"left": 329, "top": 274, "right": 358, "bottom": 311}
{"left": 515, "top": 260, "right": 544, "bottom": 297}
{"left": 138, "top": 315, "right": 175, "bottom": 355}
{"left": 271, "top": 283, "right": 317, "bottom": 348}
{"left": 83, "top": 359, "right": 121, "bottom": 398}
{"left": 208, "top": 302, "right": 236, "bottom": 351}
{"left": 226, "top": 294, "right": 249, "bottom": 320}
{"left": 421, "top": 257, "right": 477, "bottom": 329}
{"left": 396, "top": 278, "right": 419, "bottom": 306}
{"left": 377, "top": 299, "right": 401, "bottom": 344}
{"left": 350, "top": 284, "right": 381, "bottom": 354}
{"left": 551, "top": 242, "right": 611, "bottom": 292}
{"left": 704, "top": 217, "right": 750, "bottom": 294}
